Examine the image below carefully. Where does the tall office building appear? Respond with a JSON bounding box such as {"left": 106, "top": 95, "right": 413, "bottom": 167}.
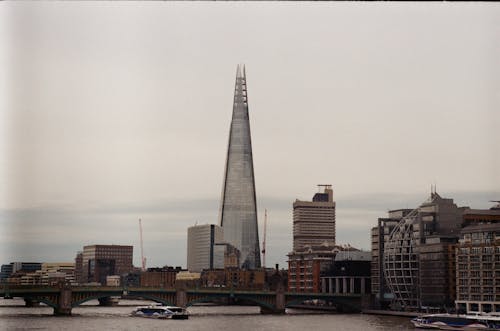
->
{"left": 80, "top": 245, "right": 133, "bottom": 284}
{"left": 187, "top": 224, "right": 224, "bottom": 272}
{"left": 219, "top": 65, "right": 261, "bottom": 269}
{"left": 293, "top": 185, "right": 336, "bottom": 251}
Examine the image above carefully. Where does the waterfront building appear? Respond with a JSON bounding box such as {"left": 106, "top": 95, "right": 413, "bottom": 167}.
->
{"left": 418, "top": 235, "right": 458, "bottom": 307}
{"left": 80, "top": 244, "right": 133, "bottom": 284}
{"left": 140, "top": 266, "right": 180, "bottom": 288}
{"left": 287, "top": 243, "right": 342, "bottom": 293}
{"left": 321, "top": 250, "right": 371, "bottom": 295}
{"left": 455, "top": 202, "right": 500, "bottom": 314}
{"left": 371, "top": 209, "right": 412, "bottom": 308}
{"left": 0, "top": 264, "right": 13, "bottom": 284}
{"left": 219, "top": 64, "right": 261, "bottom": 269}
{"left": 187, "top": 224, "right": 224, "bottom": 272}
{"left": 225, "top": 268, "right": 265, "bottom": 290}
{"left": 75, "top": 252, "right": 83, "bottom": 284}
{"left": 383, "top": 191, "right": 467, "bottom": 310}
{"left": 293, "top": 185, "right": 336, "bottom": 251}
{"left": 2, "top": 262, "right": 42, "bottom": 284}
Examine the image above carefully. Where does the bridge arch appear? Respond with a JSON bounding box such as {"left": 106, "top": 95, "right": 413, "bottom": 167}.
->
{"left": 186, "top": 294, "right": 276, "bottom": 311}
{"left": 24, "top": 296, "right": 58, "bottom": 309}
{"left": 71, "top": 293, "right": 174, "bottom": 308}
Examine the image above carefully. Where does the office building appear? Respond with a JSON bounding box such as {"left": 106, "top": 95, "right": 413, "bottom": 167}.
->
{"left": 383, "top": 191, "right": 467, "bottom": 309}
{"left": 455, "top": 202, "right": 500, "bottom": 313}
{"left": 80, "top": 244, "right": 133, "bottom": 284}
{"left": 187, "top": 224, "right": 224, "bottom": 272}
{"left": 321, "top": 250, "right": 371, "bottom": 295}
{"left": 371, "top": 209, "right": 412, "bottom": 308}
{"left": 287, "top": 243, "right": 342, "bottom": 293}
{"left": 219, "top": 65, "right": 261, "bottom": 269}
{"left": 293, "top": 185, "right": 336, "bottom": 251}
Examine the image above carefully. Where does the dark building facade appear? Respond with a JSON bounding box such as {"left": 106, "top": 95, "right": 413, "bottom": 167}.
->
{"left": 219, "top": 65, "right": 261, "bottom": 269}
{"left": 80, "top": 245, "right": 133, "bottom": 284}
{"left": 321, "top": 251, "right": 372, "bottom": 295}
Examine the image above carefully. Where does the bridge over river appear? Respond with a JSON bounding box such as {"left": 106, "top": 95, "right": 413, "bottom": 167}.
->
{"left": 0, "top": 285, "right": 366, "bottom": 315}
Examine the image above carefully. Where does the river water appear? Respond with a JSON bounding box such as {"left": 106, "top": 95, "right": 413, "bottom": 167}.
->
{"left": 0, "top": 298, "right": 415, "bottom": 330}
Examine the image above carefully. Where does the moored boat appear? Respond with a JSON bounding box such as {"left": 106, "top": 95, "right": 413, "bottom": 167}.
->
{"left": 131, "top": 305, "right": 189, "bottom": 319}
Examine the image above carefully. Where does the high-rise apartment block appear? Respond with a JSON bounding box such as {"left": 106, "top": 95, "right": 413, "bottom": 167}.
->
{"left": 187, "top": 224, "right": 224, "bottom": 272}
{"left": 219, "top": 65, "right": 261, "bottom": 269}
{"left": 79, "top": 244, "right": 133, "bottom": 284}
{"left": 293, "top": 185, "right": 336, "bottom": 251}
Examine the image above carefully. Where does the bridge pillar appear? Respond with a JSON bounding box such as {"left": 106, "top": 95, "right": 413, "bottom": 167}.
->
{"left": 261, "top": 289, "right": 285, "bottom": 314}
{"left": 98, "top": 297, "right": 119, "bottom": 306}
{"left": 24, "top": 298, "right": 40, "bottom": 307}
{"left": 54, "top": 286, "right": 72, "bottom": 316}
{"left": 176, "top": 288, "right": 187, "bottom": 308}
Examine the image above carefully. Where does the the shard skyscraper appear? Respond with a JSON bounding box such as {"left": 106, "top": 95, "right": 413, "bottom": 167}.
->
{"left": 219, "top": 64, "right": 261, "bottom": 269}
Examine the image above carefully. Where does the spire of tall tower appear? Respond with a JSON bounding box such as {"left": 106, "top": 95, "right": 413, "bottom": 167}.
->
{"left": 219, "top": 65, "right": 261, "bottom": 269}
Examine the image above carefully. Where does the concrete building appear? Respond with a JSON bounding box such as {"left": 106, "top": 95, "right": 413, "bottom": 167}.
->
{"left": 293, "top": 185, "right": 336, "bottom": 251}
{"left": 80, "top": 245, "right": 133, "bottom": 284}
{"left": 371, "top": 209, "right": 412, "bottom": 308}
{"left": 219, "top": 65, "right": 261, "bottom": 269}
{"left": 383, "top": 191, "right": 467, "bottom": 310}
{"left": 455, "top": 203, "right": 500, "bottom": 314}
{"left": 321, "top": 251, "right": 371, "bottom": 295}
{"left": 187, "top": 224, "right": 224, "bottom": 272}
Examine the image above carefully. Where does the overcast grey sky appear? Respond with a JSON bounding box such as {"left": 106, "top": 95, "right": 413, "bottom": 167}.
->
{"left": 1, "top": 2, "right": 499, "bottom": 268}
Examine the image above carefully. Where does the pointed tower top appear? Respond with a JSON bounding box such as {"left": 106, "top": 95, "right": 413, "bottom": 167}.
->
{"left": 236, "top": 64, "right": 243, "bottom": 78}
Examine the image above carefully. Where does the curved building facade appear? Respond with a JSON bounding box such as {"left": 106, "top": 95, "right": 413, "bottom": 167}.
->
{"left": 383, "top": 192, "right": 465, "bottom": 309}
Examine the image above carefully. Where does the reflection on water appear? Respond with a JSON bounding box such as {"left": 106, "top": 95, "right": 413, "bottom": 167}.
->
{"left": 0, "top": 298, "right": 415, "bottom": 331}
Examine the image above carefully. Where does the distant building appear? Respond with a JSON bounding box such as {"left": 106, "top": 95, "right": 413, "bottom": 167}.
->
{"left": 419, "top": 236, "right": 458, "bottom": 307}
{"left": 293, "top": 185, "right": 336, "bottom": 251}
{"left": 219, "top": 65, "right": 261, "bottom": 269}
{"left": 2, "top": 262, "right": 42, "bottom": 285}
{"left": 287, "top": 243, "right": 342, "bottom": 293}
{"left": 80, "top": 245, "right": 133, "bottom": 284}
{"left": 187, "top": 224, "right": 224, "bottom": 272}
{"left": 321, "top": 251, "right": 371, "bottom": 295}
{"left": 75, "top": 252, "right": 83, "bottom": 284}
{"left": 106, "top": 275, "right": 121, "bottom": 286}
{"left": 371, "top": 209, "right": 412, "bottom": 308}
{"left": 383, "top": 191, "right": 467, "bottom": 309}
{"left": 225, "top": 268, "right": 265, "bottom": 290}
{"left": 140, "top": 266, "right": 181, "bottom": 288}
{"left": 0, "top": 264, "right": 14, "bottom": 284}
{"left": 455, "top": 203, "right": 500, "bottom": 314}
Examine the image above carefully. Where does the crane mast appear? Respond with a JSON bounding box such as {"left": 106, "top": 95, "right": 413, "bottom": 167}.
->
{"left": 139, "top": 218, "right": 146, "bottom": 271}
{"left": 262, "top": 209, "right": 267, "bottom": 269}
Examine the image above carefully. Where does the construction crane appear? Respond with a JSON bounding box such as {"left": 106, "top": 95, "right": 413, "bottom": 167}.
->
{"left": 261, "top": 209, "right": 267, "bottom": 269}
{"left": 139, "top": 218, "right": 146, "bottom": 271}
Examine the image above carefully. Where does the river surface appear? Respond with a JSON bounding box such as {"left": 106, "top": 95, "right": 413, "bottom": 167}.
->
{"left": 0, "top": 298, "right": 416, "bottom": 330}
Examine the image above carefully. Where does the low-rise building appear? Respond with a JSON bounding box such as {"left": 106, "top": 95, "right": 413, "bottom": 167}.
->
{"left": 321, "top": 250, "right": 371, "bottom": 295}
{"left": 288, "top": 243, "right": 344, "bottom": 293}
{"left": 140, "top": 267, "right": 180, "bottom": 288}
